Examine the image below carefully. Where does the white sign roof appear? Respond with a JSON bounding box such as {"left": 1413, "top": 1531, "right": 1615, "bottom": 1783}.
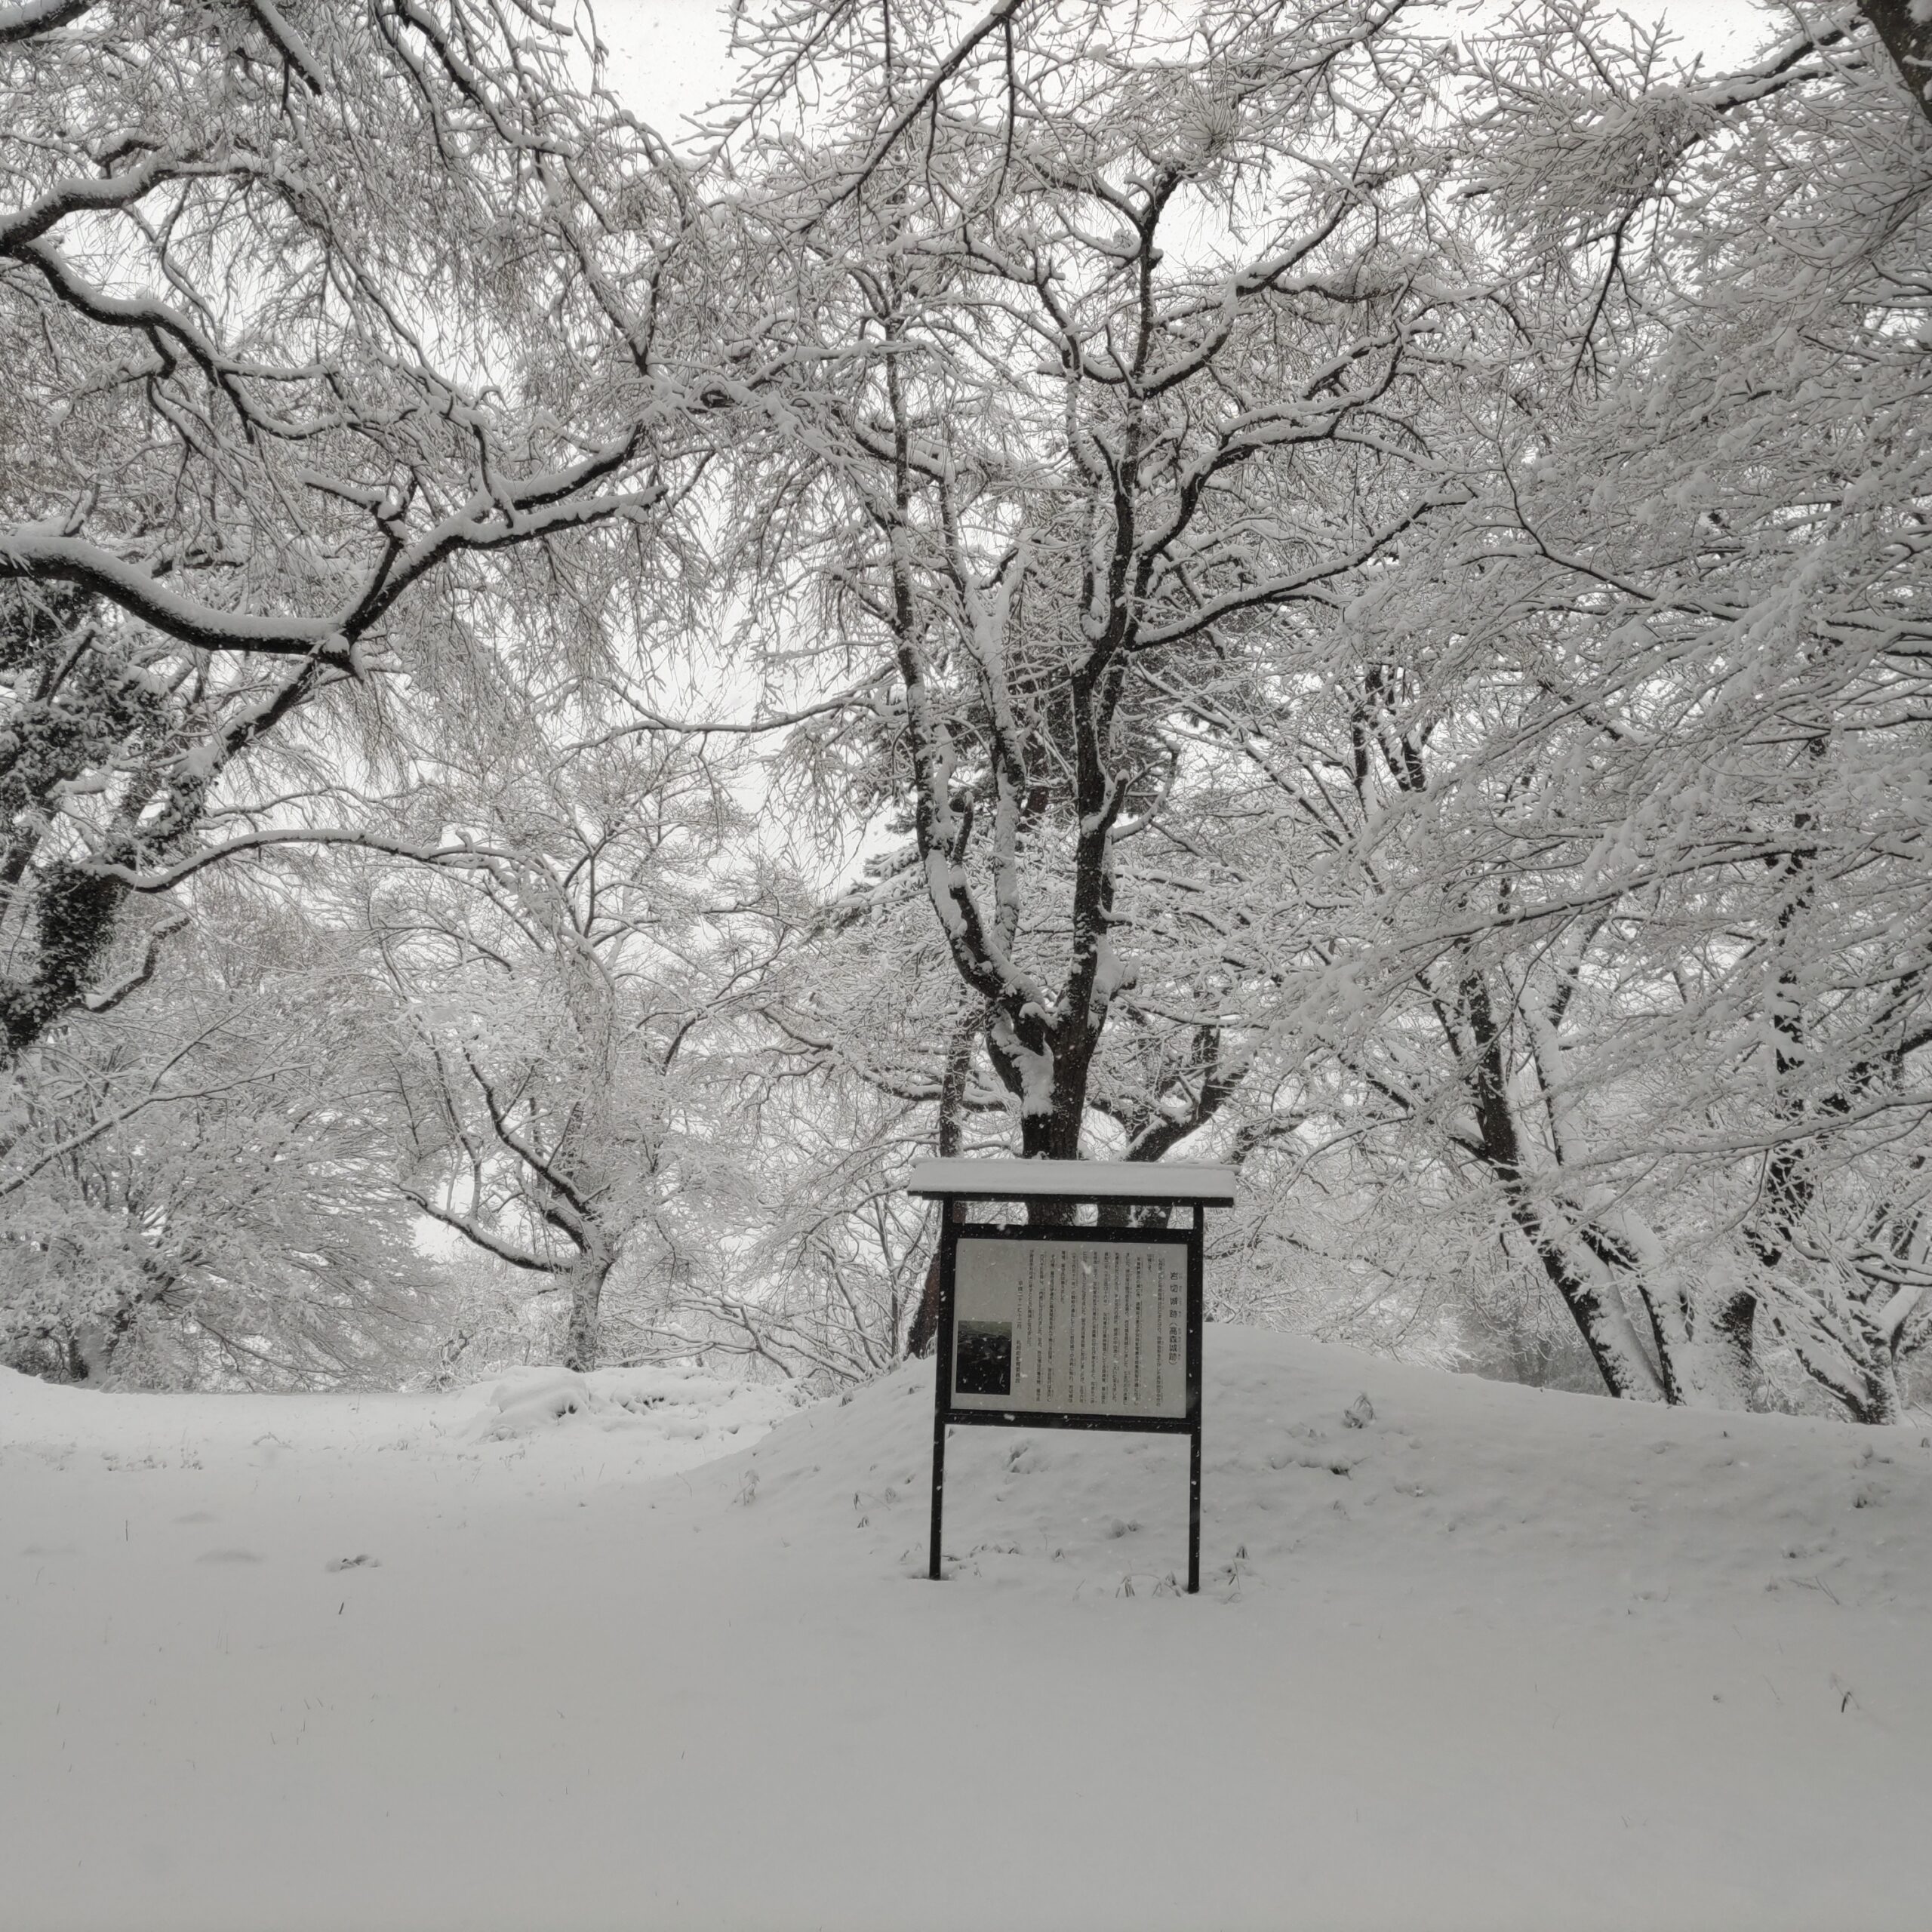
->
{"left": 905, "top": 1157, "right": 1236, "bottom": 1204}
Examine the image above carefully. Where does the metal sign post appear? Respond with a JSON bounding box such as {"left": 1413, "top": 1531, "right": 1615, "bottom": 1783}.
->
{"left": 907, "top": 1158, "right": 1235, "bottom": 1596}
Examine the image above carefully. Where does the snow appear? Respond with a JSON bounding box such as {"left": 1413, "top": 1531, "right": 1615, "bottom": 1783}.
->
{"left": 4, "top": 1331, "right": 1930, "bottom": 1930}
{"left": 908, "top": 1155, "right": 1238, "bottom": 1201}
{"left": 469, "top": 1364, "right": 792, "bottom": 1444}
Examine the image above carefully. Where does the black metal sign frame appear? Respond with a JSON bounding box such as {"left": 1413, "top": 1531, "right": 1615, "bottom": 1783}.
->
{"left": 928, "top": 1212, "right": 1205, "bottom": 1593}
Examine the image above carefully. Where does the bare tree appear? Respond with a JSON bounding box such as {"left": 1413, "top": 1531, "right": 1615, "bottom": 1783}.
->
{"left": 1199, "top": 2, "right": 1932, "bottom": 1414}
{"left": 369, "top": 697, "right": 754, "bottom": 1372}
{"left": 722, "top": 0, "right": 1470, "bottom": 1211}
{"left": 0, "top": 894, "right": 441, "bottom": 1387}
{"left": 0, "top": 0, "right": 731, "bottom": 1059}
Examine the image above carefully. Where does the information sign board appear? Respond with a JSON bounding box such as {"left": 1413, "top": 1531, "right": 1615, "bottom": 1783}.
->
{"left": 907, "top": 1160, "right": 1228, "bottom": 1595}
{"left": 949, "top": 1232, "right": 1191, "bottom": 1420}
{"left": 927, "top": 1215, "right": 1204, "bottom": 1592}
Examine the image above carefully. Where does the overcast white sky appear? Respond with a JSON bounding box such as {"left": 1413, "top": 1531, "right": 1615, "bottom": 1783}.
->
{"left": 596, "top": 0, "right": 1770, "bottom": 135}
{"left": 598, "top": 0, "right": 734, "bottom": 134}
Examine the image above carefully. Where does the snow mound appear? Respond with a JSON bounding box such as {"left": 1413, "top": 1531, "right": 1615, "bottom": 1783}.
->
{"left": 715, "top": 1327, "right": 1932, "bottom": 1614}
{"left": 0, "top": 1356, "right": 798, "bottom": 1473}
{"left": 471, "top": 1363, "right": 795, "bottom": 1444}
{"left": 6, "top": 1330, "right": 1932, "bottom": 1931}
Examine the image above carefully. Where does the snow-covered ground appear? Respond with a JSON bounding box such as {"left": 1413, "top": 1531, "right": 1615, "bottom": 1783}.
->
{"left": 4, "top": 1332, "right": 1929, "bottom": 1932}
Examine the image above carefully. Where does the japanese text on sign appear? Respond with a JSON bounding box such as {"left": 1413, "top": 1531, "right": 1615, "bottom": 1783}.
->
{"left": 950, "top": 1236, "right": 1189, "bottom": 1420}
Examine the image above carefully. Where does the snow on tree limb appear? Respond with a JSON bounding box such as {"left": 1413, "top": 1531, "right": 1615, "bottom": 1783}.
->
{"left": 0, "top": 0, "right": 88, "bottom": 42}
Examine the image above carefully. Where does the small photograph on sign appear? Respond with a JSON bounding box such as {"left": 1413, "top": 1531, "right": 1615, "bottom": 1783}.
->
{"left": 955, "top": 1319, "right": 1013, "bottom": 1397}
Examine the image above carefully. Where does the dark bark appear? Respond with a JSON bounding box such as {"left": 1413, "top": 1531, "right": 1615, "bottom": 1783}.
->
{"left": 907, "top": 1016, "right": 977, "bottom": 1357}
{"left": 561, "top": 1251, "right": 614, "bottom": 1374}
{"left": 0, "top": 863, "right": 120, "bottom": 1061}
{"left": 906, "top": 1251, "right": 943, "bottom": 1359}
{"left": 1860, "top": 0, "right": 1932, "bottom": 123}
{"left": 1455, "top": 969, "right": 1664, "bottom": 1401}
{"left": 1741, "top": 752, "right": 1829, "bottom": 1398}
{"left": 906, "top": 1201, "right": 967, "bottom": 1359}
{"left": 0, "top": 1, "right": 94, "bottom": 45}
{"left": 1713, "top": 1290, "right": 1760, "bottom": 1394}
{"left": 0, "top": 588, "right": 331, "bottom": 1067}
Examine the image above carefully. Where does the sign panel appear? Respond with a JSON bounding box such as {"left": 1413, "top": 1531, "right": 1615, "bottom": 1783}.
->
{"left": 949, "top": 1232, "right": 1190, "bottom": 1420}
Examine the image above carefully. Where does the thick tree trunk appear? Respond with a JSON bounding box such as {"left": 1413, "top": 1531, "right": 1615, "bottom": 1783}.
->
{"left": 1713, "top": 1290, "right": 1760, "bottom": 1395}
{"left": 561, "top": 1251, "right": 614, "bottom": 1374}
{"left": 1860, "top": 0, "right": 1932, "bottom": 122}
{"left": 1854, "top": 1361, "right": 1903, "bottom": 1426}
{"left": 1019, "top": 1102, "right": 1081, "bottom": 1224}
{"left": 907, "top": 1017, "right": 978, "bottom": 1358}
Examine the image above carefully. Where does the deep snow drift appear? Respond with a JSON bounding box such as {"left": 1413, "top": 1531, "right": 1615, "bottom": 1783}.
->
{"left": 3, "top": 1333, "right": 1929, "bottom": 1932}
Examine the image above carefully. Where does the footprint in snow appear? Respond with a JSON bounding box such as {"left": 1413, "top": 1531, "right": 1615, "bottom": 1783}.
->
{"left": 198, "top": 1549, "right": 263, "bottom": 1564}
{"left": 325, "top": 1554, "right": 382, "bottom": 1571}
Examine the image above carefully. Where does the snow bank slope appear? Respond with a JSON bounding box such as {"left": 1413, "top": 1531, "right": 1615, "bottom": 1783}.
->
{"left": 4, "top": 1331, "right": 1930, "bottom": 1932}
{"left": 755, "top": 1325, "right": 1932, "bottom": 1617}
{"left": 0, "top": 1356, "right": 794, "bottom": 1468}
